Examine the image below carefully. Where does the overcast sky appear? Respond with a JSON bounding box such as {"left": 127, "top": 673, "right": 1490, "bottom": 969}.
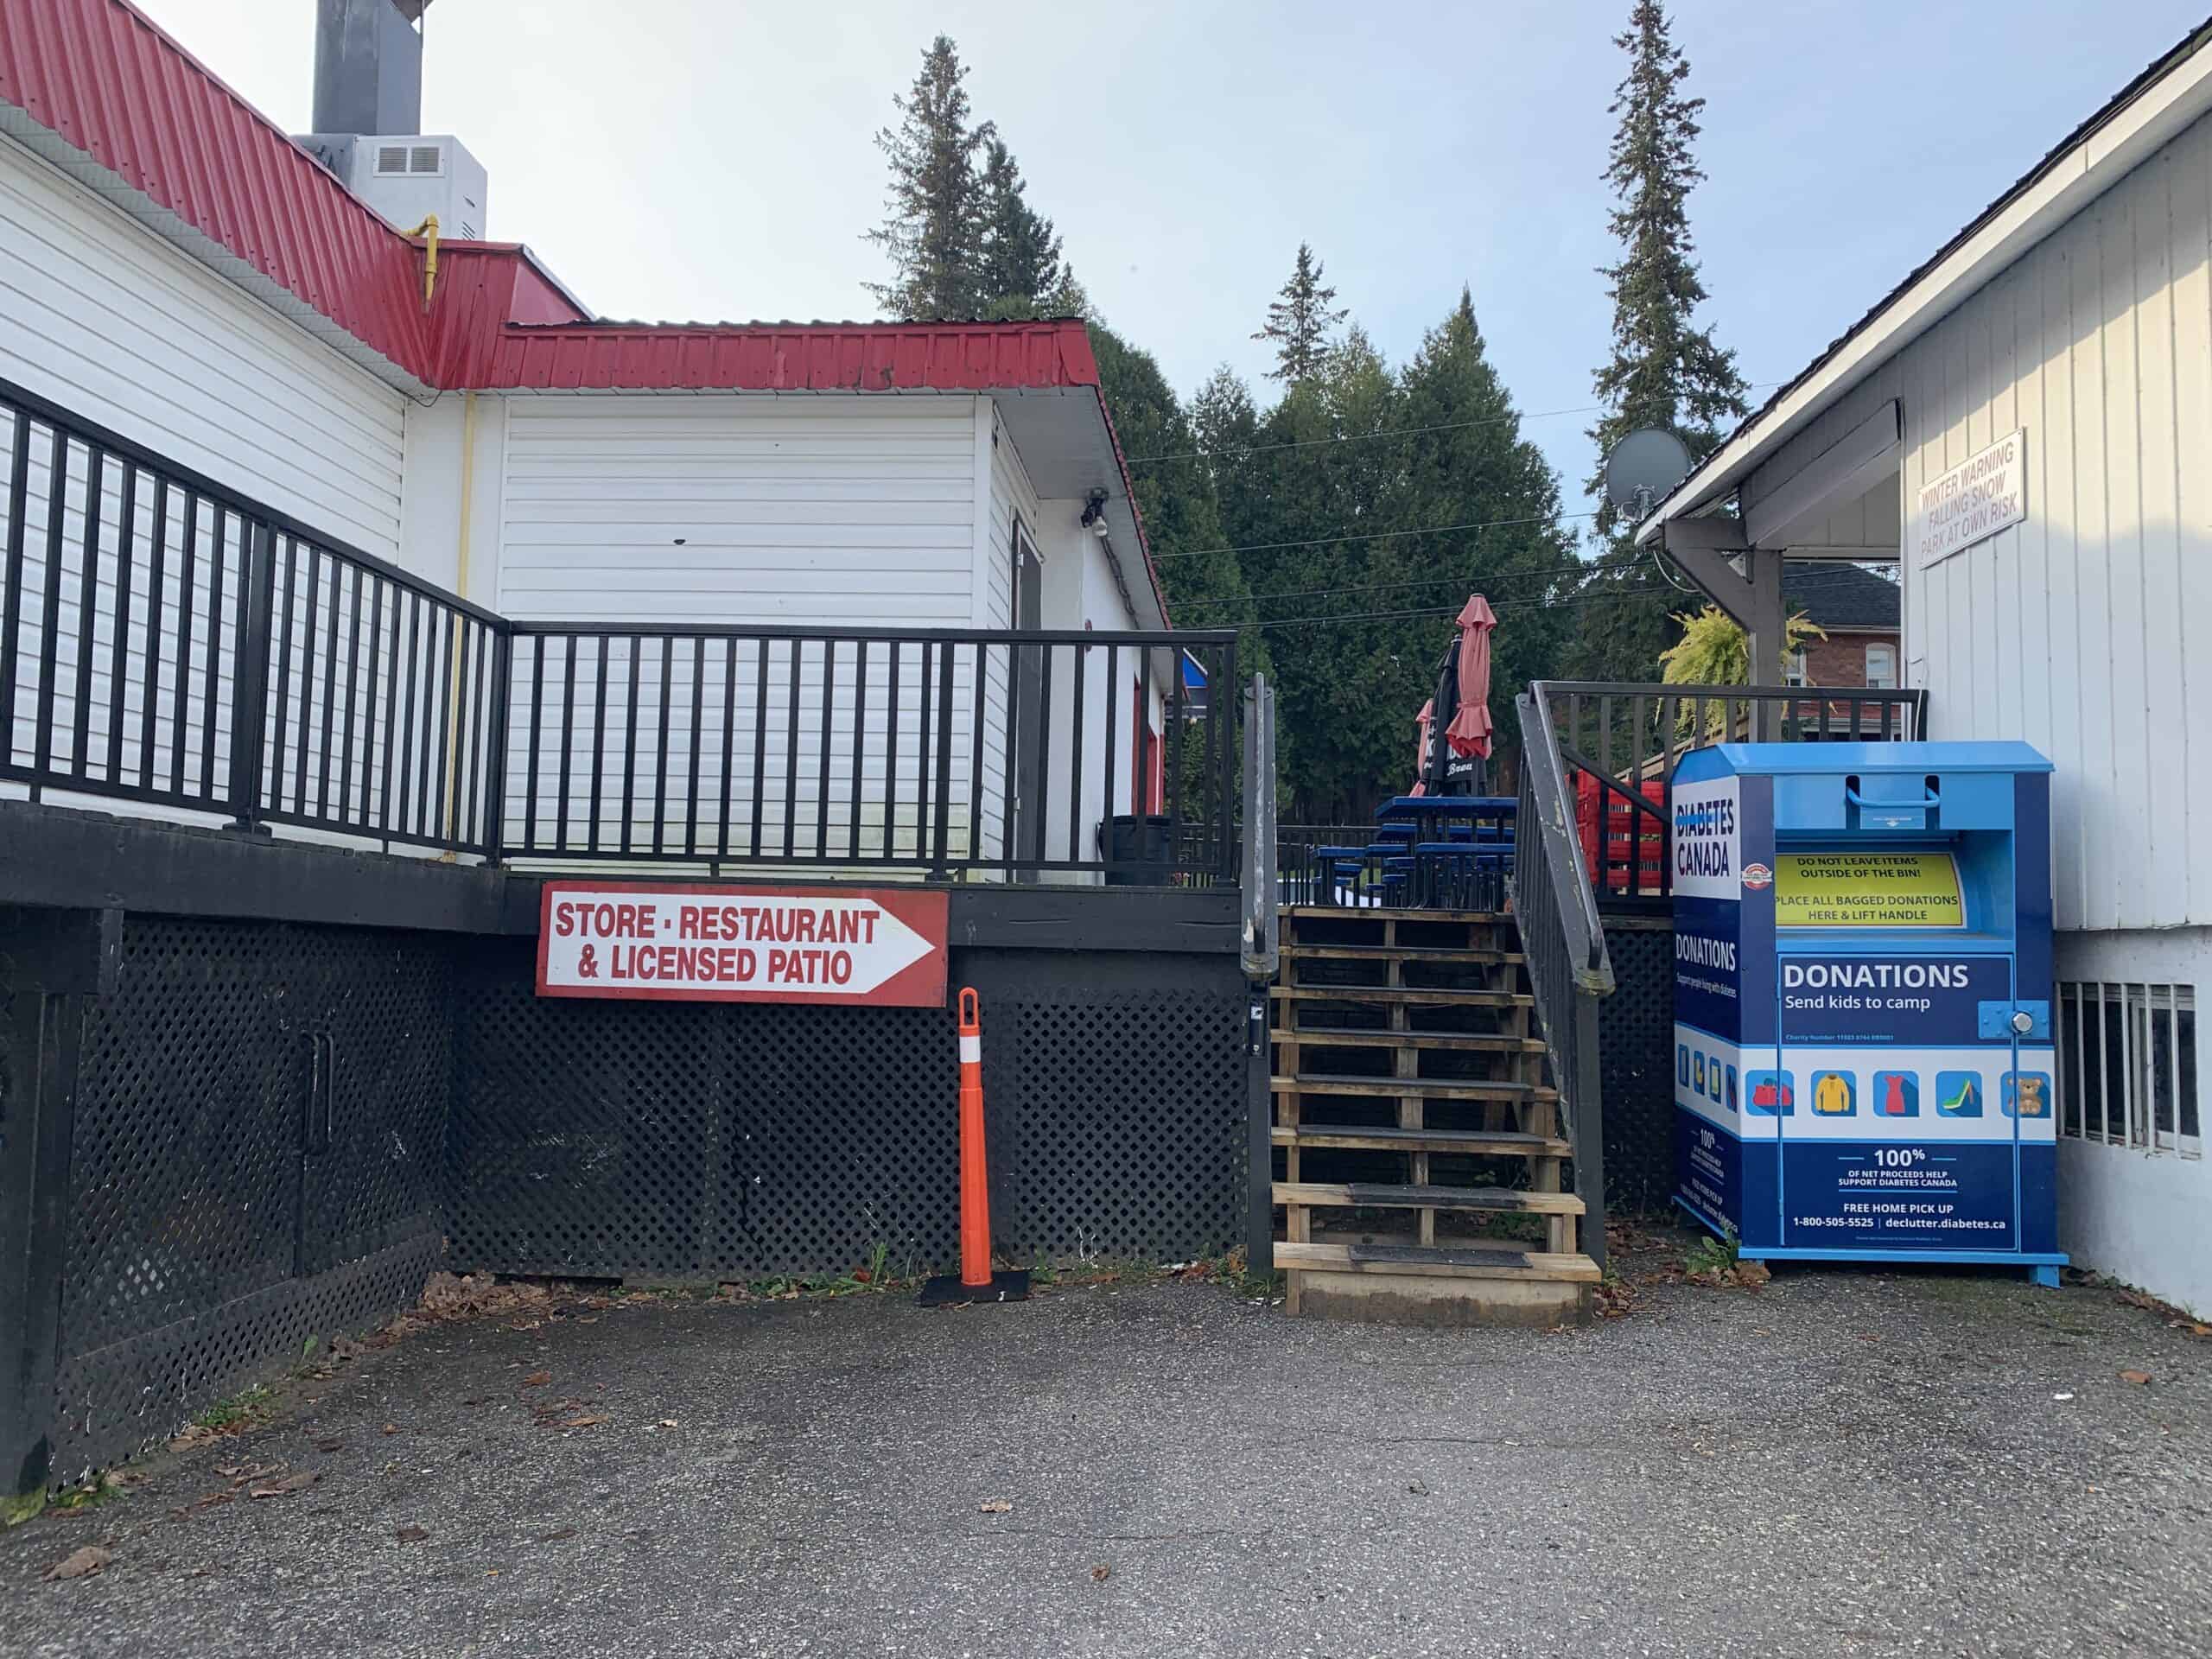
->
{"left": 139, "top": 0, "right": 2209, "bottom": 506}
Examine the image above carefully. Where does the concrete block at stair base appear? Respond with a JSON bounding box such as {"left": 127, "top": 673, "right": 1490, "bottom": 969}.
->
{"left": 1290, "top": 1269, "right": 1590, "bottom": 1329}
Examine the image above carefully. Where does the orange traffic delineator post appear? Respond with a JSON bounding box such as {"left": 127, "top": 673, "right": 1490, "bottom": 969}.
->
{"left": 918, "top": 988, "right": 1030, "bottom": 1306}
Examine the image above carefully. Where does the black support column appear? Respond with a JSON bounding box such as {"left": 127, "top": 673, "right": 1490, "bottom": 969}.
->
{"left": 1, "top": 907, "right": 119, "bottom": 1499}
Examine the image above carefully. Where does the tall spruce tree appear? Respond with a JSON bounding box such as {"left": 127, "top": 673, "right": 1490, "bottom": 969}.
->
{"left": 864, "top": 36, "right": 994, "bottom": 319}
{"left": 975, "top": 139, "right": 1067, "bottom": 318}
{"left": 1572, "top": 0, "right": 1747, "bottom": 681}
{"left": 1252, "top": 244, "right": 1349, "bottom": 384}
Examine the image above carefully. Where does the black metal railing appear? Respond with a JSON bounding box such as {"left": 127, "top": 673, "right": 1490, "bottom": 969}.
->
{"left": 1512, "top": 687, "right": 1614, "bottom": 1268}
{"left": 0, "top": 378, "right": 1241, "bottom": 882}
{"left": 0, "top": 378, "right": 509, "bottom": 855}
{"left": 499, "top": 625, "right": 1237, "bottom": 879}
{"left": 1537, "top": 679, "right": 1929, "bottom": 900}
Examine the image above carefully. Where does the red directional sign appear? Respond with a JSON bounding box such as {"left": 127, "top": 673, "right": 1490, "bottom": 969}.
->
{"left": 536, "top": 883, "right": 948, "bottom": 1007}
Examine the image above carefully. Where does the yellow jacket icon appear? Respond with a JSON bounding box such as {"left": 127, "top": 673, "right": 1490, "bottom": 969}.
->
{"left": 1814, "top": 1073, "right": 1853, "bottom": 1116}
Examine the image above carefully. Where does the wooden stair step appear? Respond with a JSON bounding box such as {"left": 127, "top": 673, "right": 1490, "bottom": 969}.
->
{"left": 1271, "top": 985, "right": 1533, "bottom": 1009}
{"left": 1274, "top": 1240, "right": 1600, "bottom": 1283}
{"left": 1280, "top": 944, "right": 1522, "bottom": 965}
{"left": 1281, "top": 1026, "right": 1548, "bottom": 1054}
{"left": 1274, "top": 1181, "right": 1584, "bottom": 1216}
{"left": 1273, "top": 1073, "right": 1555, "bottom": 1102}
{"left": 1283, "top": 906, "right": 1508, "bottom": 925}
{"left": 1271, "top": 1123, "right": 1569, "bottom": 1157}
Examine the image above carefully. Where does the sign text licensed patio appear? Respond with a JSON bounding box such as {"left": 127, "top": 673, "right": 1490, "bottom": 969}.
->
{"left": 537, "top": 883, "right": 949, "bottom": 1006}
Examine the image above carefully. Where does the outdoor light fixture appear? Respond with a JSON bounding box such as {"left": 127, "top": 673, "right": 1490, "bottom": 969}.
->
{"left": 1082, "top": 489, "right": 1111, "bottom": 538}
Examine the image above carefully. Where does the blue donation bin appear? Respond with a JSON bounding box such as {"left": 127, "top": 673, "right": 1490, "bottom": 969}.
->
{"left": 1670, "top": 741, "right": 2065, "bottom": 1285}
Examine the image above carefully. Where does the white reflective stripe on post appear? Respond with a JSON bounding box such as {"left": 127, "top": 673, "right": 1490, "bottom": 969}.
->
{"left": 959, "top": 1035, "right": 982, "bottom": 1065}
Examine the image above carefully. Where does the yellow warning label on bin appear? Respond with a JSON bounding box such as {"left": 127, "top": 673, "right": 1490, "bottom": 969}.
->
{"left": 1774, "top": 852, "right": 1964, "bottom": 929}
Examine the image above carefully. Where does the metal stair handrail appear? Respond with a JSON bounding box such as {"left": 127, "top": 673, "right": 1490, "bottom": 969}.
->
{"left": 1512, "top": 683, "right": 1615, "bottom": 1268}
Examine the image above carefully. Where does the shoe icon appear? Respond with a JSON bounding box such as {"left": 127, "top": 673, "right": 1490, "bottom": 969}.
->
{"left": 1936, "top": 1071, "right": 1982, "bottom": 1118}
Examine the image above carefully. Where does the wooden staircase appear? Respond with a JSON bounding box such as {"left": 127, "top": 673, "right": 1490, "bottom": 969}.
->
{"left": 1269, "top": 905, "right": 1599, "bottom": 1325}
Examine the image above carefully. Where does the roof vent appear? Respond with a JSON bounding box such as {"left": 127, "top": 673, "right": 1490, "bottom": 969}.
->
{"left": 374, "top": 143, "right": 408, "bottom": 175}
{"left": 409, "top": 143, "right": 442, "bottom": 175}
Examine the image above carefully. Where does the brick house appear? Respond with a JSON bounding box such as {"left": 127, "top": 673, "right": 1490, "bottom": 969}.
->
{"left": 1783, "top": 561, "right": 1901, "bottom": 693}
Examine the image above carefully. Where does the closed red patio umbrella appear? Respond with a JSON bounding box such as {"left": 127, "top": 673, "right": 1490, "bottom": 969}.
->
{"left": 1443, "top": 594, "right": 1497, "bottom": 760}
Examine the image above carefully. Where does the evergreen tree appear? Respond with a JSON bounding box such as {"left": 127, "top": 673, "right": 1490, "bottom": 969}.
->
{"left": 1252, "top": 244, "right": 1349, "bottom": 384}
{"left": 1572, "top": 0, "right": 1748, "bottom": 681}
{"left": 1193, "top": 295, "right": 1573, "bottom": 820}
{"left": 864, "top": 36, "right": 994, "bottom": 319}
{"left": 974, "top": 140, "right": 1067, "bottom": 319}
{"left": 1397, "top": 290, "right": 1577, "bottom": 761}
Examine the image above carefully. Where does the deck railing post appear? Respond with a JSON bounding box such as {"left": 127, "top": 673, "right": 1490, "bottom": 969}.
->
{"left": 481, "top": 624, "right": 514, "bottom": 863}
{"left": 226, "top": 519, "right": 277, "bottom": 833}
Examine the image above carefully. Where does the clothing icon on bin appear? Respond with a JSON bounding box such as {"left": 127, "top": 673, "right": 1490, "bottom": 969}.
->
{"left": 2004, "top": 1071, "right": 2053, "bottom": 1118}
{"left": 1813, "top": 1071, "right": 1855, "bottom": 1116}
{"left": 1707, "top": 1055, "right": 1723, "bottom": 1102}
{"left": 1873, "top": 1071, "right": 1919, "bottom": 1118}
{"left": 1694, "top": 1052, "right": 1706, "bottom": 1095}
{"left": 1745, "top": 1070, "right": 1795, "bottom": 1116}
{"left": 1678, "top": 1044, "right": 1690, "bottom": 1087}
{"left": 1936, "top": 1071, "right": 1982, "bottom": 1118}
{"left": 1725, "top": 1065, "right": 1738, "bottom": 1114}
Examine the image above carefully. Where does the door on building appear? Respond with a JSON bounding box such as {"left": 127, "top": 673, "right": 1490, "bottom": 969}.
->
{"left": 1010, "top": 522, "right": 1045, "bottom": 875}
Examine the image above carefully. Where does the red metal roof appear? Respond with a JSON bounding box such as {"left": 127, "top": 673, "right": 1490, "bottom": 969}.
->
{"left": 0, "top": 0, "right": 1161, "bottom": 611}
{"left": 474, "top": 318, "right": 1099, "bottom": 393}
{"left": 0, "top": 0, "right": 435, "bottom": 381}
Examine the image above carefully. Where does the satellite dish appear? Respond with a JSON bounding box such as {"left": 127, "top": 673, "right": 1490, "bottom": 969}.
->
{"left": 1604, "top": 428, "right": 1693, "bottom": 517}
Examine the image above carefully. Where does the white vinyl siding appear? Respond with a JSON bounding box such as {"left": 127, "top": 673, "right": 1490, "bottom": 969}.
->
{"left": 0, "top": 135, "right": 413, "bottom": 828}
{"left": 1744, "top": 106, "right": 2212, "bottom": 935}
{"left": 0, "top": 134, "right": 406, "bottom": 560}
{"left": 493, "top": 395, "right": 994, "bottom": 863}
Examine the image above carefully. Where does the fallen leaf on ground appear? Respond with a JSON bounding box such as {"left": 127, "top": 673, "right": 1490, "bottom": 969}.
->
{"left": 393, "top": 1526, "right": 429, "bottom": 1544}
{"left": 536, "top": 1527, "right": 577, "bottom": 1543}
{"left": 248, "top": 1471, "right": 319, "bottom": 1499}
{"left": 2120, "top": 1370, "right": 2153, "bottom": 1385}
{"left": 521, "top": 1370, "right": 551, "bottom": 1389}
{"left": 380, "top": 1424, "right": 398, "bottom": 1436}
{"left": 461, "top": 1398, "right": 486, "bottom": 1408}
{"left": 977, "top": 1499, "right": 1013, "bottom": 1514}
{"left": 1407, "top": 1478, "right": 1428, "bottom": 1495}
{"left": 559, "top": 1414, "right": 607, "bottom": 1430}
{"left": 314, "top": 1440, "right": 345, "bottom": 1453}
{"left": 43, "top": 1546, "right": 111, "bottom": 1581}
{"left": 1091, "top": 1564, "right": 1111, "bottom": 1582}
{"left": 1733, "top": 1261, "right": 1771, "bottom": 1286}
{"left": 657, "top": 1419, "right": 678, "bottom": 1429}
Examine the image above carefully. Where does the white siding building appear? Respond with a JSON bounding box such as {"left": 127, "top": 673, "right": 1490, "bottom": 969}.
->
{"left": 1640, "top": 22, "right": 2212, "bottom": 1313}
{"left": 0, "top": 0, "right": 1189, "bottom": 881}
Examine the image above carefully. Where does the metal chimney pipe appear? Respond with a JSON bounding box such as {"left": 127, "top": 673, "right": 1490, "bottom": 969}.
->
{"left": 311, "top": 0, "right": 429, "bottom": 137}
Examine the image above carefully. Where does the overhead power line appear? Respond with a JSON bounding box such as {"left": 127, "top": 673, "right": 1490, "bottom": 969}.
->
{"left": 1235, "top": 563, "right": 1897, "bottom": 632}
{"left": 1182, "top": 558, "right": 1897, "bottom": 619}
{"left": 1122, "top": 382, "right": 1788, "bottom": 466}
{"left": 1149, "top": 510, "right": 1595, "bottom": 563}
